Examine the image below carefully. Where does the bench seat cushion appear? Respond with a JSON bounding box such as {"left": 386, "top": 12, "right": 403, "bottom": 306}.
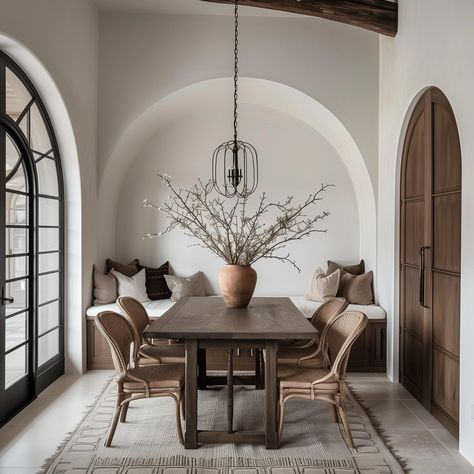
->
{"left": 86, "top": 296, "right": 386, "bottom": 320}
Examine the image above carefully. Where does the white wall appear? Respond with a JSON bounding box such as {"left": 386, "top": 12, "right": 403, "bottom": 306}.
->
{"left": 378, "top": 0, "right": 474, "bottom": 463}
{"left": 0, "top": 0, "right": 99, "bottom": 373}
{"left": 98, "top": 11, "right": 379, "bottom": 272}
{"left": 116, "top": 101, "right": 359, "bottom": 294}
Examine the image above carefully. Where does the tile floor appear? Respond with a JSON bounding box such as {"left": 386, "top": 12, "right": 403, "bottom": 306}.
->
{"left": 0, "top": 371, "right": 471, "bottom": 473}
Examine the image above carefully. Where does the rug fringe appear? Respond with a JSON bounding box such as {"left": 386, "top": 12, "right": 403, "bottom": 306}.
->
{"left": 37, "top": 375, "right": 114, "bottom": 474}
{"left": 346, "top": 381, "right": 409, "bottom": 473}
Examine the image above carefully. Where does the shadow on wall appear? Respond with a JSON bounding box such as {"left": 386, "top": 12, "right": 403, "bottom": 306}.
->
{"left": 97, "top": 77, "right": 376, "bottom": 291}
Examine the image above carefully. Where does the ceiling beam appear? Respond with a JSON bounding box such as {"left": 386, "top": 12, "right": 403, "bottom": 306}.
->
{"left": 201, "top": 0, "right": 398, "bottom": 37}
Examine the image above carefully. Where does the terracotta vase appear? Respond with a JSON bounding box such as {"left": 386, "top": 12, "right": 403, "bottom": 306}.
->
{"left": 218, "top": 264, "right": 257, "bottom": 308}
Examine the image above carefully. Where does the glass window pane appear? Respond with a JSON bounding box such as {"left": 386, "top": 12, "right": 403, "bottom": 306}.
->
{"left": 5, "top": 256, "right": 28, "bottom": 280}
{"left": 5, "top": 344, "right": 27, "bottom": 388}
{"left": 6, "top": 67, "right": 32, "bottom": 121}
{"left": 6, "top": 162, "right": 27, "bottom": 193}
{"left": 30, "top": 103, "right": 52, "bottom": 154}
{"left": 5, "top": 228, "right": 27, "bottom": 254}
{"left": 36, "top": 158, "right": 58, "bottom": 197}
{"left": 39, "top": 198, "right": 59, "bottom": 226}
{"left": 6, "top": 192, "right": 28, "bottom": 225}
{"left": 38, "top": 301, "right": 59, "bottom": 335}
{"left": 6, "top": 312, "right": 27, "bottom": 351}
{"left": 38, "top": 330, "right": 59, "bottom": 366}
{"left": 38, "top": 272, "right": 59, "bottom": 304}
{"left": 5, "top": 134, "right": 21, "bottom": 179}
{"left": 5, "top": 279, "right": 27, "bottom": 316}
{"left": 39, "top": 228, "right": 59, "bottom": 252}
{"left": 39, "top": 252, "right": 59, "bottom": 274}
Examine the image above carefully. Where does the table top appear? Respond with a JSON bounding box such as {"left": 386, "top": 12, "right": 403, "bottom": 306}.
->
{"left": 143, "top": 296, "right": 317, "bottom": 340}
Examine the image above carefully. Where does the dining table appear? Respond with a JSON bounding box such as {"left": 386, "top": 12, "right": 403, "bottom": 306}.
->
{"left": 143, "top": 296, "right": 317, "bottom": 449}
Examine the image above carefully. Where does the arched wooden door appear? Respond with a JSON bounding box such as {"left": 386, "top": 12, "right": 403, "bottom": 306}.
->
{"left": 400, "top": 87, "right": 461, "bottom": 436}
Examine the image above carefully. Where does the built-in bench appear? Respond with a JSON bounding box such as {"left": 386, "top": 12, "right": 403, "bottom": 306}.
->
{"left": 86, "top": 296, "right": 386, "bottom": 372}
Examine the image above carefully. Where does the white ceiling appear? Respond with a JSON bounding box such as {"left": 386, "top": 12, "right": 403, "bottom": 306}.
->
{"left": 95, "top": 0, "right": 300, "bottom": 17}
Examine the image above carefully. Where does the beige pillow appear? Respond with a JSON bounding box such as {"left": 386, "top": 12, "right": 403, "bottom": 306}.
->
{"left": 338, "top": 269, "right": 374, "bottom": 304}
{"left": 164, "top": 272, "right": 206, "bottom": 301}
{"left": 111, "top": 268, "right": 150, "bottom": 303}
{"left": 93, "top": 267, "right": 117, "bottom": 305}
{"left": 304, "top": 267, "right": 340, "bottom": 302}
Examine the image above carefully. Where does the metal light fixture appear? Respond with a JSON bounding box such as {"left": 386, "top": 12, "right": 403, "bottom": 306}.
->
{"left": 212, "top": 0, "right": 258, "bottom": 198}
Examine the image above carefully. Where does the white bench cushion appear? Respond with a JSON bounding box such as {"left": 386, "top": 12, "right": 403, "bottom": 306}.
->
{"left": 87, "top": 296, "right": 386, "bottom": 321}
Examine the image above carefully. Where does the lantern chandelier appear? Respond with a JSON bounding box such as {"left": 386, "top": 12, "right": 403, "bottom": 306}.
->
{"left": 212, "top": 0, "right": 259, "bottom": 198}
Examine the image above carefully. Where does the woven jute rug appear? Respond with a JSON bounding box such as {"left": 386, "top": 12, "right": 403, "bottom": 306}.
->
{"left": 40, "top": 378, "right": 404, "bottom": 474}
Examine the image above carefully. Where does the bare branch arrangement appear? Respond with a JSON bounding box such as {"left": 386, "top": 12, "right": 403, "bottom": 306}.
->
{"left": 143, "top": 174, "right": 332, "bottom": 272}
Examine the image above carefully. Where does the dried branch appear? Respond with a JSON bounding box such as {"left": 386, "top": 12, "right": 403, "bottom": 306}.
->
{"left": 143, "top": 174, "right": 333, "bottom": 272}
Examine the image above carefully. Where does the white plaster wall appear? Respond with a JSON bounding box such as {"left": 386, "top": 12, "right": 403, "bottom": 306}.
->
{"left": 378, "top": 0, "right": 474, "bottom": 463}
{"left": 98, "top": 10, "right": 379, "bottom": 275}
{"left": 0, "top": 0, "right": 99, "bottom": 373}
{"left": 116, "top": 102, "right": 359, "bottom": 295}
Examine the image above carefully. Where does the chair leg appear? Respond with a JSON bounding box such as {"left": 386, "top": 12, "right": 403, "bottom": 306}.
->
{"left": 105, "top": 392, "right": 124, "bottom": 447}
{"left": 175, "top": 396, "right": 184, "bottom": 445}
{"left": 277, "top": 398, "right": 286, "bottom": 447}
{"left": 119, "top": 396, "right": 131, "bottom": 423}
{"left": 330, "top": 403, "right": 339, "bottom": 423}
{"left": 338, "top": 404, "right": 355, "bottom": 449}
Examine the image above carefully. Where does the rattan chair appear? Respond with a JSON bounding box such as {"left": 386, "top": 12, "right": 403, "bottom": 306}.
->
{"left": 277, "top": 310, "right": 368, "bottom": 448}
{"left": 96, "top": 310, "right": 185, "bottom": 446}
{"left": 278, "top": 297, "right": 348, "bottom": 367}
{"left": 117, "top": 296, "right": 185, "bottom": 366}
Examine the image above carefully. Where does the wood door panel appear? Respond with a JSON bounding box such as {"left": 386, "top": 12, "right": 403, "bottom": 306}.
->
{"left": 404, "top": 200, "right": 424, "bottom": 266}
{"left": 432, "top": 348, "right": 459, "bottom": 422}
{"left": 403, "top": 266, "right": 423, "bottom": 337}
{"left": 403, "top": 330, "right": 423, "bottom": 391}
{"left": 433, "top": 103, "right": 461, "bottom": 194}
{"left": 405, "top": 111, "right": 426, "bottom": 199}
{"left": 400, "top": 87, "right": 460, "bottom": 435}
{"left": 433, "top": 193, "right": 461, "bottom": 274}
{"left": 432, "top": 272, "right": 460, "bottom": 358}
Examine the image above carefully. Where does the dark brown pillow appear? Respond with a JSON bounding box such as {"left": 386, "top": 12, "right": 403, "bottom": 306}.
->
{"left": 327, "top": 259, "right": 365, "bottom": 276}
{"left": 338, "top": 269, "right": 374, "bottom": 304}
{"left": 137, "top": 261, "right": 172, "bottom": 300}
{"left": 105, "top": 258, "right": 139, "bottom": 277}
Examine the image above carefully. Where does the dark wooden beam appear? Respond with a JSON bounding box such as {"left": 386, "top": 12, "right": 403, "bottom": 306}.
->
{"left": 201, "top": 0, "right": 398, "bottom": 37}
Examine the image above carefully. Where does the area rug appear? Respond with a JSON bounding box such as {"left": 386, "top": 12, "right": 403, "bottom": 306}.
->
{"left": 40, "top": 378, "right": 404, "bottom": 474}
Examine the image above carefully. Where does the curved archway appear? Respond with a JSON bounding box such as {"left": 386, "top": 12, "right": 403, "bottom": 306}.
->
{"left": 0, "top": 33, "right": 83, "bottom": 374}
{"left": 98, "top": 78, "right": 376, "bottom": 273}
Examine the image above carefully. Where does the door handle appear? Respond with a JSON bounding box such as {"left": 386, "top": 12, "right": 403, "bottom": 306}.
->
{"left": 1, "top": 287, "right": 14, "bottom": 305}
{"left": 419, "top": 246, "right": 431, "bottom": 309}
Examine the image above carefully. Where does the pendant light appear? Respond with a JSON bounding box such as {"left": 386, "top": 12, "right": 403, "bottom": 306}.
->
{"left": 212, "top": 0, "right": 258, "bottom": 198}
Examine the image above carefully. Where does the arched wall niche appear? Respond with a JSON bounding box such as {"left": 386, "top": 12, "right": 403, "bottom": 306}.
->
{"left": 0, "top": 33, "right": 83, "bottom": 374}
{"left": 98, "top": 78, "right": 377, "bottom": 280}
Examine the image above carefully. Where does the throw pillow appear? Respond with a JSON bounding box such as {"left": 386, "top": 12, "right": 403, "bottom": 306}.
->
{"left": 137, "top": 261, "right": 172, "bottom": 300}
{"left": 304, "top": 267, "right": 341, "bottom": 302}
{"left": 164, "top": 272, "right": 206, "bottom": 301}
{"left": 326, "top": 259, "right": 365, "bottom": 276}
{"left": 93, "top": 266, "right": 117, "bottom": 305}
{"left": 106, "top": 258, "right": 139, "bottom": 277}
{"left": 111, "top": 268, "right": 150, "bottom": 303}
{"left": 338, "top": 269, "right": 374, "bottom": 305}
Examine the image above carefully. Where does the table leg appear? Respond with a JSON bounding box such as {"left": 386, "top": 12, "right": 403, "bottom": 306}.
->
{"left": 185, "top": 339, "right": 198, "bottom": 449}
{"left": 227, "top": 348, "right": 234, "bottom": 433}
{"left": 255, "top": 348, "right": 264, "bottom": 390}
{"left": 265, "top": 341, "right": 278, "bottom": 449}
{"left": 198, "top": 348, "right": 207, "bottom": 390}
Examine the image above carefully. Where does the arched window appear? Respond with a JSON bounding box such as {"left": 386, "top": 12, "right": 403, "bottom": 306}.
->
{"left": 0, "top": 51, "right": 64, "bottom": 422}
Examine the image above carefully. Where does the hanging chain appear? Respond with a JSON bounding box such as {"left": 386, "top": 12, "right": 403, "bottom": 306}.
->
{"left": 233, "top": 0, "right": 239, "bottom": 144}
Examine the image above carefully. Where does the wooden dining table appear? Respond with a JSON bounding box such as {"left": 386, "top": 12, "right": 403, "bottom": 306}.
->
{"left": 143, "top": 296, "right": 317, "bottom": 449}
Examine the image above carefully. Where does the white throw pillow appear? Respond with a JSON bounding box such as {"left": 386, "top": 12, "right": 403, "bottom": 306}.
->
{"left": 111, "top": 268, "right": 150, "bottom": 303}
{"left": 164, "top": 272, "right": 206, "bottom": 301}
{"left": 304, "top": 267, "right": 340, "bottom": 302}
